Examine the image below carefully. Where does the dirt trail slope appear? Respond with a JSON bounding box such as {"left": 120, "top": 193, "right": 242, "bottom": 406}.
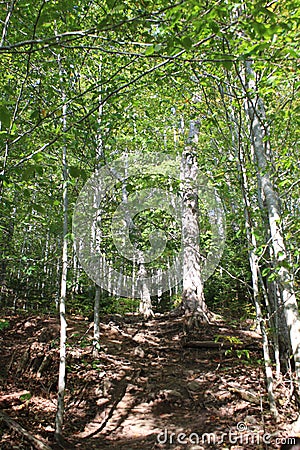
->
{"left": 0, "top": 313, "right": 296, "bottom": 449}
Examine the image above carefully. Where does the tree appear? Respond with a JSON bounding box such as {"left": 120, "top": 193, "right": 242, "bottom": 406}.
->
{"left": 54, "top": 48, "right": 68, "bottom": 443}
{"left": 180, "top": 121, "right": 209, "bottom": 324}
{"left": 1, "top": 0, "right": 300, "bottom": 434}
{"left": 243, "top": 59, "right": 300, "bottom": 396}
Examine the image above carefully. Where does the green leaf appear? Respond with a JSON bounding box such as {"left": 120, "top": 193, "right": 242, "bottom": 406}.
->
{"left": 32, "top": 203, "right": 45, "bottom": 214}
{"left": 246, "top": 42, "right": 269, "bottom": 55}
{"left": 261, "top": 267, "right": 270, "bottom": 277}
{"left": 181, "top": 37, "right": 193, "bottom": 50}
{"left": 69, "top": 166, "right": 82, "bottom": 178}
{"left": 21, "top": 166, "right": 35, "bottom": 180}
{"left": 32, "top": 153, "right": 43, "bottom": 163}
{"left": 0, "top": 106, "right": 10, "bottom": 128}
{"left": 34, "top": 165, "right": 44, "bottom": 176}
{"left": 221, "top": 60, "right": 233, "bottom": 70}
{"left": 30, "top": 110, "right": 40, "bottom": 120}
{"left": 209, "top": 22, "right": 220, "bottom": 34}
{"left": 278, "top": 179, "right": 290, "bottom": 187}
{"left": 268, "top": 272, "right": 277, "bottom": 282}
{"left": 19, "top": 392, "right": 32, "bottom": 402}
{"left": 252, "top": 21, "right": 267, "bottom": 37}
{"left": 0, "top": 320, "right": 9, "bottom": 331}
{"left": 263, "top": 7, "right": 276, "bottom": 19}
{"left": 106, "top": 0, "right": 116, "bottom": 9}
{"left": 23, "top": 188, "right": 31, "bottom": 198}
{"left": 145, "top": 45, "right": 155, "bottom": 55}
{"left": 288, "top": 48, "right": 300, "bottom": 58}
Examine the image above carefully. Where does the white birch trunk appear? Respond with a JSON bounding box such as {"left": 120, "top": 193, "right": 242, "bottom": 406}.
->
{"left": 221, "top": 69, "right": 278, "bottom": 414}
{"left": 244, "top": 60, "right": 300, "bottom": 394}
{"left": 180, "top": 121, "right": 208, "bottom": 322}
{"left": 54, "top": 52, "right": 68, "bottom": 441}
{"left": 240, "top": 145, "right": 278, "bottom": 417}
{"left": 93, "top": 285, "right": 101, "bottom": 353}
{"left": 93, "top": 59, "right": 104, "bottom": 352}
{"left": 138, "top": 252, "right": 153, "bottom": 319}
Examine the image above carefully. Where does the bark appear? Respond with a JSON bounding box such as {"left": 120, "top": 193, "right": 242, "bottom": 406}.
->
{"left": 0, "top": 215, "right": 14, "bottom": 305}
{"left": 93, "top": 284, "right": 101, "bottom": 355}
{"left": 138, "top": 252, "right": 154, "bottom": 319}
{"left": 180, "top": 121, "right": 208, "bottom": 322}
{"left": 243, "top": 165, "right": 278, "bottom": 417}
{"left": 229, "top": 98, "right": 278, "bottom": 417}
{"left": 55, "top": 51, "right": 68, "bottom": 441}
{"left": 93, "top": 59, "right": 104, "bottom": 351}
{"left": 244, "top": 60, "right": 300, "bottom": 393}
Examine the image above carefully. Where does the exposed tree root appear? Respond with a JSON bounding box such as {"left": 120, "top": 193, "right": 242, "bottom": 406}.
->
{"left": 0, "top": 410, "right": 52, "bottom": 450}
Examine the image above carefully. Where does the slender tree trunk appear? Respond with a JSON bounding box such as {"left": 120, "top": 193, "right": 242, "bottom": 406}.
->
{"left": 54, "top": 52, "right": 68, "bottom": 442}
{"left": 93, "top": 60, "right": 104, "bottom": 353}
{"left": 0, "top": 0, "right": 15, "bottom": 198}
{"left": 225, "top": 92, "right": 278, "bottom": 415}
{"left": 138, "top": 252, "right": 153, "bottom": 319}
{"left": 0, "top": 213, "right": 14, "bottom": 305}
{"left": 93, "top": 285, "right": 101, "bottom": 354}
{"left": 240, "top": 149, "right": 278, "bottom": 417}
{"left": 71, "top": 251, "right": 79, "bottom": 298}
{"left": 244, "top": 60, "right": 300, "bottom": 396}
{"left": 257, "top": 268, "right": 281, "bottom": 378}
{"left": 180, "top": 121, "right": 208, "bottom": 324}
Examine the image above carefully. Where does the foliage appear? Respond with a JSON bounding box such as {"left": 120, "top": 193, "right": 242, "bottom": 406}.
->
{"left": 0, "top": 319, "right": 9, "bottom": 331}
{"left": 0, "top": 0, "right": 299, "bottom": 318}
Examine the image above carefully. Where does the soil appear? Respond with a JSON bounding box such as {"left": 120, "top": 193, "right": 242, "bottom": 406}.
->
{"left": 0, "top": 312, "right": 298, "bottom": 449}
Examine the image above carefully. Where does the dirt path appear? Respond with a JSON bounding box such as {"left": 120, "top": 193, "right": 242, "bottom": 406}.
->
{"left": 0, "top": 313, "right": 296, "bottom": 449}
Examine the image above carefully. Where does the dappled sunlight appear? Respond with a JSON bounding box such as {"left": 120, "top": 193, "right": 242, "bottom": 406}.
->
{"left": 1, "top": 312, "right": 295, "bottom": 449}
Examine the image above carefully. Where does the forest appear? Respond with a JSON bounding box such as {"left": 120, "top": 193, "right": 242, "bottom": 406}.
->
{"left": 0, "top": 0, "right": 299, "bottom": 449}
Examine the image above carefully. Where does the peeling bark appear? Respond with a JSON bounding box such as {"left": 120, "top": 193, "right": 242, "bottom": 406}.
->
{"left": 180, "top": 121, "right": 208, "bottom": 323}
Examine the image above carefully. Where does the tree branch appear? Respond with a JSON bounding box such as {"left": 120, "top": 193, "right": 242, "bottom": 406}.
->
{"left": 0, "top": 0, "right": 16, "bottom": 47}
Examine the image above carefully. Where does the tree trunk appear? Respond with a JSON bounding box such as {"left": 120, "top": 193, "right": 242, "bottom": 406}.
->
{"left": 225, "top": 85, "right": 278, "bottom": 415}
{"left": 242, "top": 162, "right": 278, "bottom": 417}
{"left": 54, "top": 51, "right": 68, "bottom": 442}
{"left": 138, "top": 252, "right": 154, "bottom": 319}
{"left": 180, "top": 121, "right": 208, "bottom": 324}
{"left": 93, "top": 285, "right": 101, "bottom": 355}
{"left": 93, "top": 58, "right": 104, "bottom": 352}
{"left": 244, "top": 60, "right": 300, "bottom": 394}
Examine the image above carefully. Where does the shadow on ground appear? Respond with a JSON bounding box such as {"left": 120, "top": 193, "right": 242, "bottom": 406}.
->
{"left": 0, "top": 312, "right": 296, "bottom": 449}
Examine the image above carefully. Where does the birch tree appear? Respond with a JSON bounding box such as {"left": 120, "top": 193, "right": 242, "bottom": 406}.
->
{"left": 54, "top": 50, "right": 68, "bottom": 443}
{"left": 93, "top": 59, "right": 104, "bottom": 355}
{"left": 138, "top": 252, "right": 154, "bottom": 319}
{"left": 243, "top": 60, "right": 300, "bottom": 397}
{"left": 232, "top": 103, "right": 278, "bottom": 417}
{"left": 180, "top": 121, "right": 209, "bottom": 325}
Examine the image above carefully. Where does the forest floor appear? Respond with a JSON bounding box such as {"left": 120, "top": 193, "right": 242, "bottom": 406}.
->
{"left": 0, "top": 311, "right": 298, "bottom": 449}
